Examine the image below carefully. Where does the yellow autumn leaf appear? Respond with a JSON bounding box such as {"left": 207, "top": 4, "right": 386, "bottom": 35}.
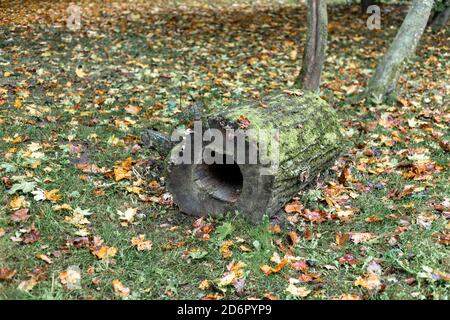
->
{"left": 10, "top": 195, "right": 26, "bottom": 209}
{"left": 75, "top": 66, "right": 86, "bottom": 78}
{"left": 131, "top": 234, "right": 153, "bottom": 251}
{"left": 53, "top": 203, "right": 72, "bottom": 211}
{"left": 112, "top": 279, "right": 130, "bottom": 297}
{"left": 94, "top": 246, "right": 117, "bottom": 260}
{"left": 44, "top": 189, "right": 62, "bottom": 202}
{"left": 14, "top": 97, "right": 22, "bottom": 109}
{"left": 286, "top": 278, "right": 311, "bottom": 298}
{"left": 220, "top": 240, "right": 234, "bottom": 259}
{"left": 354, "top": 271, "right": 382, "bottom": 291}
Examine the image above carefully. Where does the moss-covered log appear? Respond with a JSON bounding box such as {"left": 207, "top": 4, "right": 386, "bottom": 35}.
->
{"left": 166, "top": 92, "right": 343, "bottom": 223}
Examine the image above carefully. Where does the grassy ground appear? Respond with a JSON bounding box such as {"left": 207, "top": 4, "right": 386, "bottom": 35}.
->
{"left": 0, "top": 1, "right": 449, "bottom": 300}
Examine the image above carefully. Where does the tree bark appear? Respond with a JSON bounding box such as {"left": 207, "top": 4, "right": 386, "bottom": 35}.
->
{"left": 366, "top": 0, "right": 435, "bottom": 102}
{"left": 166, "top": 92, "right": 343, "bottom": 223}
{"left": 430, "top": 2, "right": 450, "bottom": 32}
{"left": 295, "top": 0, "right": 328, "bottom": 92}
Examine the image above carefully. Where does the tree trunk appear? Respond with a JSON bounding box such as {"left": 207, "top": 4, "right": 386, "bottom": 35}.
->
{"left": 366, "top": 0, "right": 435, "bottom": 102}
{"left": 430, "top": 2, "right": 450, "bottom": 32}
{"left": 166, "top": 92, "right": 343, "bottom": 223}
{"left": 295, "top": 0, "right": 328, "bottom": 91}
{"left": 361, "top": 0, "right": 377, "bottom": 14}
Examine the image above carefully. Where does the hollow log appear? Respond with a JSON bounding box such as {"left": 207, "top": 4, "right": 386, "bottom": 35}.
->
{"left": 166, "top": 92, "right": 343, "bottom": 223}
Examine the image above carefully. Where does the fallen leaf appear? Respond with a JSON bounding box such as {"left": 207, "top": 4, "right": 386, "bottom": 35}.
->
{"left": 59, "top": 266, "right": 81, "bottom": 289}
{"left": 131, "top": 234, "right": 153, "bottom": 251}
{"left": 112, "top": 279, "right": 130, "bottom": 297}
{"left": 44, "top": 189, "right": 62, "bottom": 202}
{"left": 17, "top": 276, "right": 38, "bottom": 292}
{"left": 220, "top": 240, "right": 234, "bottom": 259}
{"left": 0, "top": 268, "right": 17, "bottom": 281}
{"left": 285, "top": 200, "right": 303, "bottom": 213}
{"left": 349, "top": 232, "right": 376, "bottom": 244}
{"left": 354, "top": 271, "right": 382, "bottom": 292}
{"left": 36, "top": 254, "right": 53, "bottom": 264}
{"left": 22, "top": 225, "right": 41, "bottom": 244}
{"left": 10, "top": 208, "right": 30, "bottom": 222}
{"left": 286, "top": 278, "right": 311, "bottom": 298}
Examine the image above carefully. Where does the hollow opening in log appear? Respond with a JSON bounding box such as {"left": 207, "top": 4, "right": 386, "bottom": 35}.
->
{"left": 194, "top": 153, "right": 243, "bottom": 203}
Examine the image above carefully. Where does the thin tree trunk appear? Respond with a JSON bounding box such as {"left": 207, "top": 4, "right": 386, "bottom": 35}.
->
{"left": 430, "top": 2, "right": 450, "bottom": 32}
{"left": 361, "top": 0, "right": 377, "bottom": 14}
{"left": 366, "top": 0, "right": 435, "bottom": 101}
{"left": 296, "top": 0, "right": 328, "bottom": 92}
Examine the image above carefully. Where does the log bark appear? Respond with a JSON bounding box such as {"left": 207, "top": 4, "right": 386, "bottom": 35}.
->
{"left": 295, "top": 0, "right": 328, "bottom": 91}
{"left": 365, "top": 0, "right": 435, "bottom": 102}
{"left": 166, "top": 92, "right": 343, "bottom": 223}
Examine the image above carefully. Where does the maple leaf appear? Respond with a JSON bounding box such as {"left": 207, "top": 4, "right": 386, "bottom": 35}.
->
{"left": 285, "top": 200, "right": 303, "bottom": 213}
{"left": 220, "top": 240, "right": 234, "bottom": 259}
{"left": 354, "top": 271, "right": 383, "bottom": 292}
{"left": 198, "top": 280, "right": 210, "bottom": 290}
{"left": 112, "top": 279, "right": 130, "bottom": 297}
{"left": 117, "top": 208, "right": 137, "bottom": 226}
{"left": 9, "top": 195, "right": 27, "bottom": 209}
{"left": 59, "top": 266, "right": 81, "bottom": 290}
{"left": 131, "top": 234, "right": 153, "bottom": 251}
{"left": 260, "top": 260, "right": 289, "bottom": 276}
{"left": 44, "top": 189, "right": 62, "bottom": 202}
{"left": 17, "top": 276, "right": 39, "bottom": 292}
{"left": 10, "top": 208, "right": 30, "bottom": 222}
{"left": 237, "top": 115, "right": 251, "bottom": 129}
{"left": 286, "top": 278, "right": 311, "bottom": 298}
{"left": 0, "top": 268, "right": 17, "bottom": 281}
{"left": 22, "top": 225, "right": 41, "bottom": 244}
{"left": 349, "top": 232, "right": 376, "bottom": 244}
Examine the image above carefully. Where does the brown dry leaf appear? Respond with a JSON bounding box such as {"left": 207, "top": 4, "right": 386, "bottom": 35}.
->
{"left": 59, "top": 266, "right": 81, "bottom": 289}
{"left": 17, "top": 276, "right": 38, "bottom": 292}
{"left": 335, "top": 232, "right": 349, "bottom": 247}
{"left": 288, "top": 231, "right": 300, "bottom": 245}
{"left": 269, "top": 224, "right": 282, "bottom": 234}
{"left": 285, "top": 200, "right": 303, "bottom": 213}
{"left": 90, "top": 237, "right": 117, "bottom": 260}
{"left": 125, "top": 105, "right": 142, "bottom": 115}
{"left": 334, "top": 294, "right": 362, "bottom": 300}
{"left": 10, "top": 208, "right": 30, "bottom": 222}
{"left": 220, "top": 240, "right": 234, "bottom": 259}
{"left": 354, "top": 271, "right": 382, "bottom": 292}
{"left": 36, "top": 254, "right": 53, "bottom": 264}
{"left": 260, "top": 260, "right": 289, "bottom": 276}
{"left": 0, "top": 267, "right": 17, "bottom": 281}
{"left": 218, "top": 261, "right": 246, "bottom": 287}
{"left": 112, "top": 279, "right": 130, "bottom": 297}
{"left": 349, "top": 232, "right": 376, "bottom": 244}
{"left": 238, "top": 115, "right": 251, "bottom": 129}
{"left": 94, "top": 246, "right": 117, "bottom": 260}
{"left": 114, "top": 167, "right": 132, "bottom": 181}
{"left": 365, "top": 215, "right": 383, "bottom": 223}
{"left": 199, "top": 279, "right": 210, "bottom": 290}
{"left": 286, "top": 278, "right": 311, "bottom": 298}
{"left": 131, "top": 234, "right": 153, "bottom": 251}
{"left": 0, "top": 228, "right": 5, "bottom": 237}
{"left": 22, "top": 225, "right": 41, "bottom": 244}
